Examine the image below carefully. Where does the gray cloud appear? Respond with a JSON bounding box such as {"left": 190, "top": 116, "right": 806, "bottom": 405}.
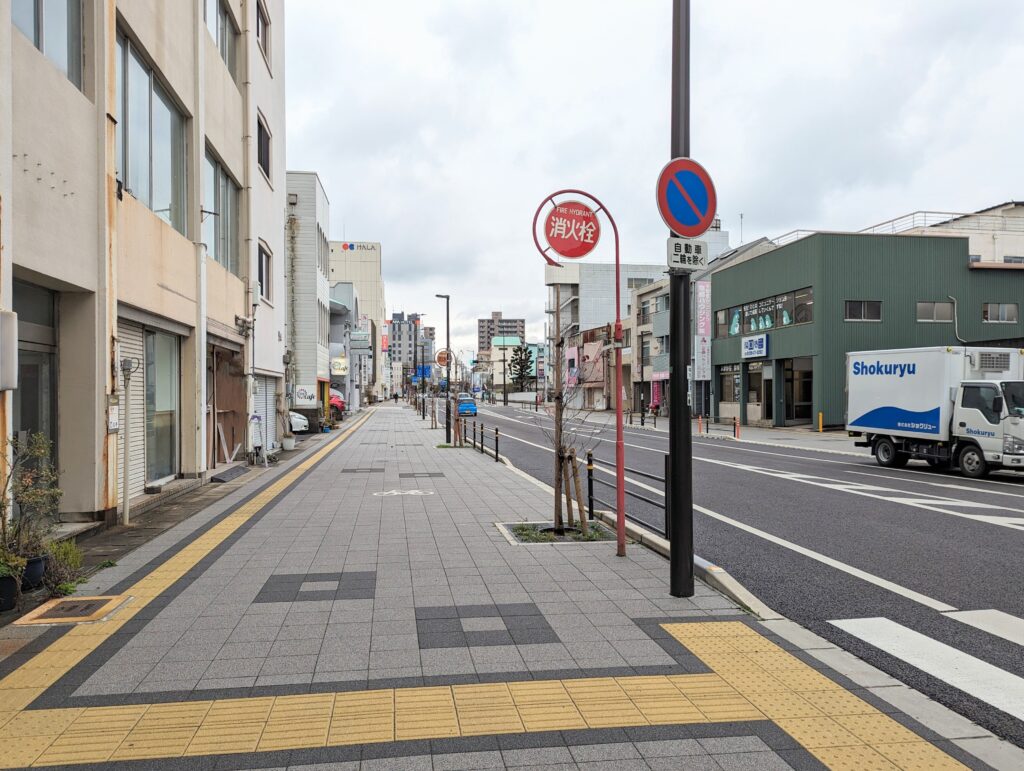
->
{"left": 286, "top": 1, "right": 1024, "bottom": 353}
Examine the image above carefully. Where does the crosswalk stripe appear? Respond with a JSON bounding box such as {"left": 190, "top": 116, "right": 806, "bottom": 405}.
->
{"left": 829, "top": 617, "right": 1024, "bottom": 721}
{"left": 942, "top": 609, "right": 1024, "bottom": 646}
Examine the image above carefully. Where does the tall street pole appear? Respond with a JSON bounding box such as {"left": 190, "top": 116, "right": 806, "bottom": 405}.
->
{"left": 639, "top": 330, "right": 647, "bottom": 426}
{"left": 669, "top": 0, "right": 695, "bottom": 597}
{"left": 502, "top": 344, "right": 508, "bottom": 406}
{"left": 437, "top": 294, "right": 451, "bottom": 444}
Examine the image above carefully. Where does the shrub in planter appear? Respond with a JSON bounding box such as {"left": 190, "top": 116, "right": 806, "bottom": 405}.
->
{"left": 44, "top": 540, "right": 84, "bottom": 598}
{"left": 0, "top": 549, "right": 27, "bottom": 612}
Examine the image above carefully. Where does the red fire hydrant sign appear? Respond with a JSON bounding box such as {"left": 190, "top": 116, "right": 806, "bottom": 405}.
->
{"left": 544, "top": 200, "right": 600, "bottom": 259}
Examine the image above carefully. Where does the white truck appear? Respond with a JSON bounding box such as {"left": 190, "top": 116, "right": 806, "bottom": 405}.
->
{"left": 846, "top": 346, "right": 1024, "bottom": 478}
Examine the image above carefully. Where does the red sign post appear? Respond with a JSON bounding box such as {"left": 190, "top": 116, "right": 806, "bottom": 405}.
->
{"left": 533, "top": 190, "right": 627, "bottom": 558}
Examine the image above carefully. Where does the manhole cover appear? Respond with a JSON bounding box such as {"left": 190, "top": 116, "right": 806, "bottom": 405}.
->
{"left": 15, "top": 595, "right": 129, "bottom": 626}
{"left": 341, "top": 468, "right": 385, "bottom": 473}
{"left": 399, "top": 472, "right": 445, "bottom": 478}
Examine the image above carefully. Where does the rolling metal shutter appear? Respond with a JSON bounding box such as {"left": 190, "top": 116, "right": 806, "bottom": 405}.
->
{"left": 117, "top": 320, "right": 146, "bottom": 505}
{"left": 255, "top": 375, "right": 278, "bottom": 450}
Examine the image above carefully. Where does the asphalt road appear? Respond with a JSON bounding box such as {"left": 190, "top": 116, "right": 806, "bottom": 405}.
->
{"left": 469, "top": 403, "right": 1024, "bottom": 747}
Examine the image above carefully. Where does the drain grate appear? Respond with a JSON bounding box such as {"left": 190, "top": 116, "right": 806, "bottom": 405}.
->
{"left": 399, "top": 472, "right": 445, "bottom": 478}
{"left": 341, "top": 468, "right": 385, "bottom": 473}
{"left": 15, "top": 595, "right": 128, "bottom": 626}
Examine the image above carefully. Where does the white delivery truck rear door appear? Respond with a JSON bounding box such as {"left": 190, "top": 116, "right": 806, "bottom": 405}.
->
{"left": 846, "top": 347, "right": 956, "bottom": 441}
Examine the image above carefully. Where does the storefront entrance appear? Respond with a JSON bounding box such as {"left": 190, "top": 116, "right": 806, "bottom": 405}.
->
{"left": 783, "top": 357, "right": 813, "bottom": 425}
{"left": 12, "top": 281, "right": 58, "bottom": 454}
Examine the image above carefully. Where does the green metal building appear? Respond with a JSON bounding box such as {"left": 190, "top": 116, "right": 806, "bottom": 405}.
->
{"left": 710, "top": 233, "right": 1024, "bottom": 427}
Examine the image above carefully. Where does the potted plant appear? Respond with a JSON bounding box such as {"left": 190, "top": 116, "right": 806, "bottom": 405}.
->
{"left": 0, "top": 549, "right": 26, "bottom": 612}
{"left": 1, "top": 434, "right": 62, "bottom": 599}
{"left": 280, "top": 411, "right": 296, "bottom": 451}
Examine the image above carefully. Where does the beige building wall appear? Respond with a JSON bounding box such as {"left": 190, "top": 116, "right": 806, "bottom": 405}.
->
{"left": 329, "top": 241, "right": 387, "bottom": 398}
{"left": 2, "top": 0, "right": 286, "bottom": 518}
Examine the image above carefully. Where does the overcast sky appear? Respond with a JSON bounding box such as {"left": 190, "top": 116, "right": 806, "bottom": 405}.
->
{"left": 285, "top": 1, "right": 1024, "bottom": 355}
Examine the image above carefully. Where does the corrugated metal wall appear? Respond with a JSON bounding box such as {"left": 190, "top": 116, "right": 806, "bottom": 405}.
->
{"left": 116, "top": 320, "right": 146, "bottom": 505}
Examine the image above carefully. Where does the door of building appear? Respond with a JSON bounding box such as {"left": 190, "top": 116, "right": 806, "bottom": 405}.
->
{"left": 783, "top": 357, "right": 813, "bottom": 424}
{"left": 144, "top": 330, "right": 180, "bottom": 484}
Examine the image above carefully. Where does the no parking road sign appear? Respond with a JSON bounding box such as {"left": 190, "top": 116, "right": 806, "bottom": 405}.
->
{"left": 656, "top": 158, "right": 717, "bottom": 239}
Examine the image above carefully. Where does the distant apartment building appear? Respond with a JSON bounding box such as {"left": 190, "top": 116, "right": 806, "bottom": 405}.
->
{"left": 0, "top": 0, "right": 287, "bottom": 522}
{"left": 477, "top": 311, "right": 526, "bottom": 353}
{"left": 286, "top": 172, "right": 331, "bottom": 423}
{"left": 329, "top": 241, "right": 386, "bottom": 400}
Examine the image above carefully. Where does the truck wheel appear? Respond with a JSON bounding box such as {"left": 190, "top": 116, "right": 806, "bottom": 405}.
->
{"left": 874, "top": 438, "right": 907, "bottom": 468}
{"left": 958, "top": 446, "right": 989, "bottom": 479}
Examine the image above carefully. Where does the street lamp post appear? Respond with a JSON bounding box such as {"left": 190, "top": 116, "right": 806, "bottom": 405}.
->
{"left": 638, "top": 330, "right": 648, "bottom": 426}
{"left": 436, "top": 294, "right": 451, "bottom": 444}
{"left": 501, "top": 343, "right": 508, "bottom": 406}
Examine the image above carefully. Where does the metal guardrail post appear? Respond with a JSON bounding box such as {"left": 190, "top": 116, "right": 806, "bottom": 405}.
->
{"left": 587, "top": 450, "right": 594, "bottom": 520}
{"left": 653, "top": 413, "right": 657, "bottom": 429}
{"left": 472, "top": 420, "right": 477, "bottom": 449}
{"left": 480, "top": 422, "right": 485, "bottom": 454}
{"left": 494, "top": 427, "right": 499, "bottom": 461}
{"left": 664, "top": 453, "right": 672, "bottom": 539}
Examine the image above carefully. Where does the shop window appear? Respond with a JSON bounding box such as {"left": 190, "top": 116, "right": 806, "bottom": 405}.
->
{"left": 12, "top": 0, "right": 82, "bottom": 89}
{"left": 719, "top": 365, "right": 740, "bottom": 403}
{"left": 983, "top": 303, "right": 1018, "bottom": 323}
{"left": 793, "top": 287, "right": 814, "bottom": 324}
{"left": 116, "top": 33, "right": 187, "bottom": 234}
{"left": 844, "top": 300, "right": 881, "bottom": 321}
{"left": 916, "top": 301, "right": 953, "bottom": 323}
{"left": 203, "top": 151, "right": 240, "bottom": 275}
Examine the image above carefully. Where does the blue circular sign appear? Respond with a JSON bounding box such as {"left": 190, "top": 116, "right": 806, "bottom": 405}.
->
{"left": 656, "top": 158, "right": 717, "bottom": 238}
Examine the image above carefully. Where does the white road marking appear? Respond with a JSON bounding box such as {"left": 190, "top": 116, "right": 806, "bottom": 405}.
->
{"left": 496, "top": 424, "right": 960, "bottom": 611}
{"left": 695, "top": 507, "right": 956, "bottom": 611}
{"left": 829, "top": 617, "right": 1024, "bottom": 720}
{"left": 942, "top": 609, "right": 1024, "bottom": 646}
{"left": 697, "top": 456, "right": 1024, "bottom": 530}
{"left": 843, "top": 469, "right": 1024, "bottom": 500}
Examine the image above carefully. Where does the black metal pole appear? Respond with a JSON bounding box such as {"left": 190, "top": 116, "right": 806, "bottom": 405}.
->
{"left": 502, "top": 345, "right": 508, "bottom": 406}
{"left": 586, "top": 450, "right": 594, "bottom": 520}
{"left": 438, "top": 294, "right": 451, "bottom": 444}
{"left": 640, "top": 331, "right": 646, "bottom": 426}
{"left": 669, "top": 0, "right": 695, "bottom": 598}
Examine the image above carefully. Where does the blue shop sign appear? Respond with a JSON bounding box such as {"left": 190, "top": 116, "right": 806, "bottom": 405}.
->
{"left": 741, "top": 333, "right": 768, "bottom": 360}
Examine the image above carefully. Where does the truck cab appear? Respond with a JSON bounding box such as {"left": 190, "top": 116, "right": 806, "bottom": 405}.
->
{"left": 952, "top": 380, "right": 1024, "bottom": 475}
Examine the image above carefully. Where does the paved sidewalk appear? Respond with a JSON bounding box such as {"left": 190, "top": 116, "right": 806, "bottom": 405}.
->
{"left": 0, "top": 404, "right": 1004, "bottom": 769}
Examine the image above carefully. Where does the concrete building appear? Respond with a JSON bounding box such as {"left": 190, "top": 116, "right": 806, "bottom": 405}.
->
{"left": 0, "top": 0, "right": 287, "bottom": 522}
{"left": 328, "top": 281, "right": 360, "bottom": 411}
{"left": 711, "top": 232, "right": 1024, "bottom": 428}
{"left": 329, "top": 241, "right": 386, "bottom": 400}
{"left": 477, "top": 311, "right": 525, "bottom": 353}
{"left": 388, "top": 312, "right": 431, "bottom": 392}
{"left": 285, "top": 171, "right": 330, "bottom": 425}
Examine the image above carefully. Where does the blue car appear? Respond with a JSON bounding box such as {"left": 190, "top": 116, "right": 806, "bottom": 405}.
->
{"left": 457, "top": 397, "right": 477, "bottom": 417}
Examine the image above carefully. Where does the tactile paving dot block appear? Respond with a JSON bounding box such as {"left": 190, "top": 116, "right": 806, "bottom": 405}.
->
{"left": 775, "top": 716, "right": 863, "bottom": 749}
{"left": 834, "top": 712, "right": 924, "bottom": 745}
{"left": 813, "top": 745, "right": 899, "bottom": 771}
{"left": 798, "top": 689, "right": 879, "bottom": 717}
{"left": 873, "top": 741, "right": 969, "bottom": 770}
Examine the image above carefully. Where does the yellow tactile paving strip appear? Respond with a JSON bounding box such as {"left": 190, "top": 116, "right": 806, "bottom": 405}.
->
{"left": 0, "top": 410, "right": 967, "bottom": 769}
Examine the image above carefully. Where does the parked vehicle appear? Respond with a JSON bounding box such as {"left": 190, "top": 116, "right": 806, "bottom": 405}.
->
{"left": 330, "top": 389, "right": 346, "bottom": 421}
{"left": 456, "top": 392, "right": 473, "bottom": 402}
{"left": 289, "top": 411, "right": 309, "bottom": 433}
{"left": 846, "top": 346, "right": 1024, "bottom": 478}
{"left": 457, "top": 396, "right": 478, "bottom": 417}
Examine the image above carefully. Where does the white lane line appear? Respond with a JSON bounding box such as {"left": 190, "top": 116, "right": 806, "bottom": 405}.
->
{"left": 695, "top": 507, "right": 956, "bottom": 612}
{"left": 830, "top": 617, "right": 1024, "bottom": 720}
{"left": 496, "top": 425, "right": 958, "bottom": 611}
{"left": 697, "top": 456, "right": 1024, "bottom": 530}
{"left": 942, "top": 610, "right": 1024, "bottom": 647}
{"left": 844, "top": 469, "right": 1024, "bottom": 500}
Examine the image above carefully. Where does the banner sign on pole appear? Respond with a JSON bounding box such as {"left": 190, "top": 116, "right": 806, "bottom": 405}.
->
{"left": 694, "top": 335, "right": 711, "bottom": 381}
{"left": 695, "top": 281, "right": 712, "bottom": 337}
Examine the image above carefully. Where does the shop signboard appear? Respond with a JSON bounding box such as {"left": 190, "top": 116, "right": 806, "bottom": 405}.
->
{"left": 694, "top": 334, "right": 711, "bottom": 380}
{"left": 695, "top": 281, "right": 712, "bottom": 336}
{"left": 741, "top": 333, "right": 769, "bottom": 360}
{"left": 294, "top": 384, "right": 317, "bottom": 407}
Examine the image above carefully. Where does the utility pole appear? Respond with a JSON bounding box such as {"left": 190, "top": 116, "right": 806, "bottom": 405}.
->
{"left": 502, "top": 343, "right": 508, "bottom": 406}
{"left": 668, "top": 0, "right": 695, "bottom": 597}
{"left": 436, "top": 294, "right": 451, "bottom": 444}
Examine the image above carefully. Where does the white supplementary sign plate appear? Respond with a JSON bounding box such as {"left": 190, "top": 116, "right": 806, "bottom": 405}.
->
{"left": 667, "top": 237, "right": 707, "bottom": 271}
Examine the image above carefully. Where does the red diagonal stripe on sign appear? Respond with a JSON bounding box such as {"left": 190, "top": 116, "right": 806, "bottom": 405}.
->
{"left": 670, "top": 175, "right": 705, "bottom": 221}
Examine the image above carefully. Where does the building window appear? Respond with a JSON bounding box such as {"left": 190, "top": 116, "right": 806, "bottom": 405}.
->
{"left": 844, "top": 300, "right": 881, "bottom": 322}
{"left": 983, "top": 303, "right": 1018, "bottom": 323}
{"left": 719, "top": 364, "right": 740, "bottom": 403}
{"left": 256, "top": 1, "right": 270, "bottom": 61}
{"left": 204, "top": 0, "right": 238, "bottom": 78}
{"left": 116, "top": 33, "right": 187, "bottom": 234}
{"left": 627, "top": 277, "right": 653, "bottom": 290}
{"left": 257, "top": 244, "right": 272, "bottom": 301}
{"left": 715, "top": 287, "right": 814, "bottom": 338}
{"left": 203, "top": 151, "right": 240, "bottom": 275}
{"left": 1004, "top": 256, "right": 1024, "bottom": 265}
{"left": 12, "top": 0, "right": 83, "bottom": 89}
{"left": 916, "top": 301, "right": 953, "bottom": 323}
{"left": 257, "top": 115, "right": 271, "bottom": 179}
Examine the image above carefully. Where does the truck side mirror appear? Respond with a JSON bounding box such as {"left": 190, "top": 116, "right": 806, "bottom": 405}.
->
{"left": 993, "top": 396, "right": 1004, "bottom": 415}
